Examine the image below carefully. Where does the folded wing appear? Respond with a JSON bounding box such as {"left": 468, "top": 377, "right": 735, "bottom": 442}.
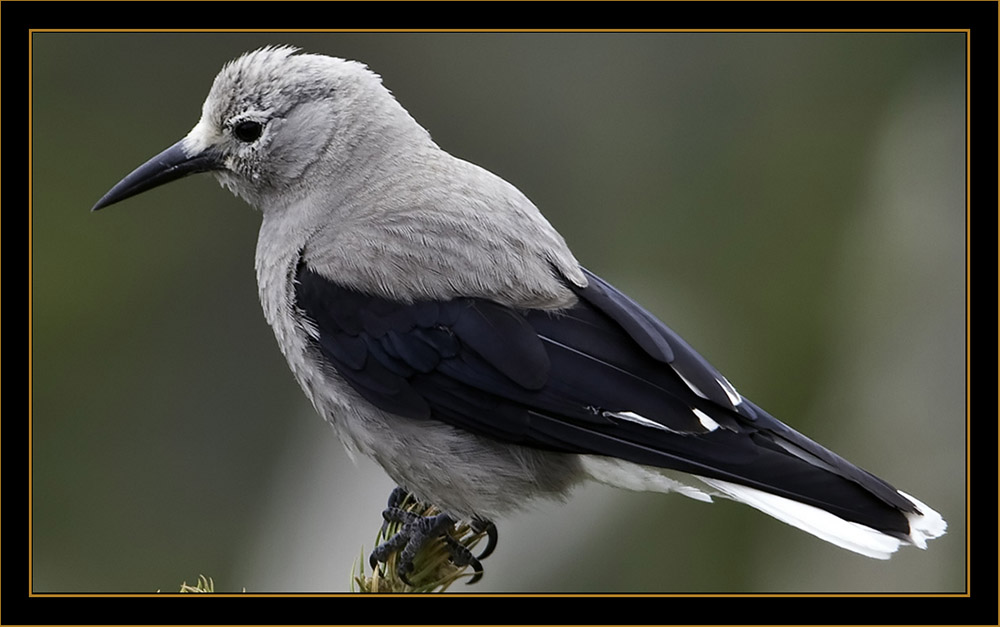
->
{"left": 295, "top": 260, "right": 943, "bottom": 554}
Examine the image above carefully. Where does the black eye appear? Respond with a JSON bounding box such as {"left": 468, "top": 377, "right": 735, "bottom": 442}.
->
{"left": 233, "top": 120, "right": 264, "bottom": 143}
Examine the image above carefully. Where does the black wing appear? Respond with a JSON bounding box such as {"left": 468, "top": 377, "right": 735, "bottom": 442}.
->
{"left": 294, "top": 261, "right": 916, "bottom": 535}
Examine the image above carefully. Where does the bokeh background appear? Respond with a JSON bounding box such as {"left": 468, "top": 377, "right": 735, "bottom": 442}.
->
{"left": 31, "top": 32, "right": 966, "bottom": 594}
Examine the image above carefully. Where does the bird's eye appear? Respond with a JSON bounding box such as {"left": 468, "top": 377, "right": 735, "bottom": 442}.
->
{"left": 233, "top": 120, "right": 264, "bottom": 143}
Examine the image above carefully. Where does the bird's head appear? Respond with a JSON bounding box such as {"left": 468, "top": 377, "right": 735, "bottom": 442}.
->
{"left": 92, "top": 46, "right": 429, "bottom": 213}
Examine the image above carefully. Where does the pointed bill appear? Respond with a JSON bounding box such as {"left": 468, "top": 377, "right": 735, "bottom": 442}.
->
{"left": 92, "top": 140, "right": 220, "bottom": 211}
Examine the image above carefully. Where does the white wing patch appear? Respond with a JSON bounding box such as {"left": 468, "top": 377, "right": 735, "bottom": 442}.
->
{"left": 691, "top": 408, "right": 721, "bottom": 432}
{"left": 716, "top": 375, "right": 743, "bottom": 406}
{"left": 605, "top": 409, "right": 719, "bottom": 434}
{"left": 671, "top": 366, "right": 709, "bottom": 399}
{"left": 604, "top": 410, "right": 680, "bottom": 433}
{"left": 671, "top": 363, "right": 742, "bottom": 408}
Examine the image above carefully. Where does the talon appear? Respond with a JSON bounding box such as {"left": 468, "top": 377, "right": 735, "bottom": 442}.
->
{"left": 397, "top": 559, "right": 415, "bottom": 586}
{"left": 466, "top": 564, "right": 484, "bottom": 585}
{"left": 471, "top": 518, "right": 498, "bottom": 560}
{"left": 367, "top": 488, "right": 498, "bottom": 586}
{"left": 442, "top": 533, "right": 485, "bottom": 584}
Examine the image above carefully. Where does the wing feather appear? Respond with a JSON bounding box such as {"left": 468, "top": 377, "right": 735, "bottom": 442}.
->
{"left": 294, "top": 260, "right": 915, "bottom": 535}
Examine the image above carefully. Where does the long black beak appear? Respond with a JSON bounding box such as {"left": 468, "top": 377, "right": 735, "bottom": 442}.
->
{"left": 92, "top": 140, "right": 221, "bottom": 211}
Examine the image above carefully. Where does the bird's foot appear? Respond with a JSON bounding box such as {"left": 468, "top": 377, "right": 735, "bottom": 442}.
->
{"left": 368, "top": 488, "right": 497, "bottom": 586}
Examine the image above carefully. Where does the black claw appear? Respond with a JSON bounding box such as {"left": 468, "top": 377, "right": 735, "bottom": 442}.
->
{"left": 441, "top": 533, "right": 485, "bottom": 584}
{"left": 397, "top": 551, "right": 417, "bottom": 586}
{"left": 367, "top": 487, "right": 499, "bottom": 587}
{"left": 471, "top": 518, "right": 498, "bottom": 560}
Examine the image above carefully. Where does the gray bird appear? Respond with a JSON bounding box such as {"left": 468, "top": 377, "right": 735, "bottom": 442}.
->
{"left": 93, "top": 46, "right": 946, "bottom": 583}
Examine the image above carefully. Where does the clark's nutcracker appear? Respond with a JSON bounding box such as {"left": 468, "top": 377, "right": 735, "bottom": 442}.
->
{"left": 93, "top": 47, "right": 946, "bottom": 581}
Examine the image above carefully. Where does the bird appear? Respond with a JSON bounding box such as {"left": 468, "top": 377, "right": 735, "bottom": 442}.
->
{"left": 92, "top": 46, "right": 946, "bottom": 583}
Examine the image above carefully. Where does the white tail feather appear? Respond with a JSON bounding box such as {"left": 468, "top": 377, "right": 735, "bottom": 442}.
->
{"left": 896, "top": 490, "right": 948, "bottom": 548}
{"left": 581, "top": 456, "right": 946, "bottom": 559}
{"left": 698, "top": 477, "right": 903, "bottom": 559}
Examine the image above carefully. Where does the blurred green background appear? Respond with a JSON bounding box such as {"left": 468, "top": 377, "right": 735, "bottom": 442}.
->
{"left": 31, "top": 32, "right": 966, "bottom": 593}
